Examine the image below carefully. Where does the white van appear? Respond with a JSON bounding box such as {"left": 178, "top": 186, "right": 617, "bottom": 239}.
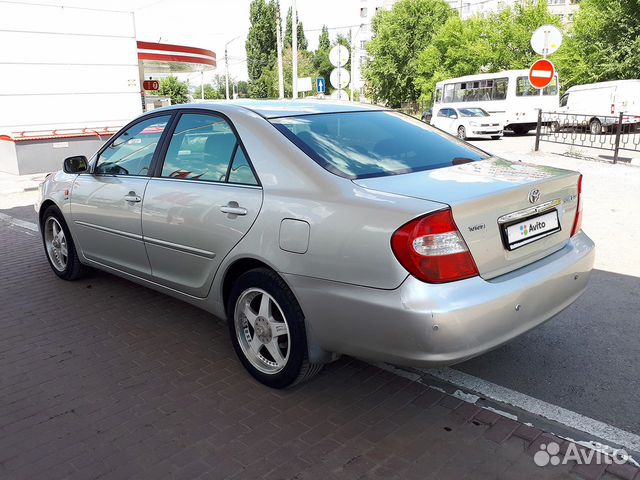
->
{"left": 555, "top": 80, "right": 640, "bottom": 134}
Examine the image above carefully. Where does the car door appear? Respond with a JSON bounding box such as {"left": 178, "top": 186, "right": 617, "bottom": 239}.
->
{"left": 447, "top": 108, "right": 460, "bottom": 134}
{"left": 70, "top": 114, "right": 172, "bottom": 278}
{"left": 141, "top": 110, "right": 263, "bottom": 298}
{"left": 431, "top": 108, "right": 449, "bottom": 130}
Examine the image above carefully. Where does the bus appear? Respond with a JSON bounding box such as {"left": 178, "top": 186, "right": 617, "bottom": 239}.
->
{"left": 433, "top": 70, "right": 559, "bottom": 135}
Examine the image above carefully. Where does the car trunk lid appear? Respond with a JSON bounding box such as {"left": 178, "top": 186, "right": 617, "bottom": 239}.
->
{"left": 353, "top": 158, "right": 581, "bottom": 279}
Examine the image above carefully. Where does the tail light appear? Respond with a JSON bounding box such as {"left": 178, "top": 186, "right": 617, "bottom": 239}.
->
{"left": 571, "top": 174, "right": 583, "bottom": 236}
{"left": 391, "top": 209, "right": 479, "bottom": 283}
{"left": 611, "top": 104, "right": 615, "bottom": 114}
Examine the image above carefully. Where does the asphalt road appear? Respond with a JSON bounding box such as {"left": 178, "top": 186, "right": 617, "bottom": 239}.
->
{"left": 2, "top": 135, "right": 638, "bottom": 440}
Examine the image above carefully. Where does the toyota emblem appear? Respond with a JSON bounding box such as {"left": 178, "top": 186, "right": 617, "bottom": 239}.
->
{"left": 528, "top": 189, "right": 541, "bottom": 204}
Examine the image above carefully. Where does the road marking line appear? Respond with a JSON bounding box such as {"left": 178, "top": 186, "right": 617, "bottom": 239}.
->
{"left": 0, "top": 212, "right": 38, "bottom": 232}
{"left": 426, "top": 367, "right": 640, "bottom": 454}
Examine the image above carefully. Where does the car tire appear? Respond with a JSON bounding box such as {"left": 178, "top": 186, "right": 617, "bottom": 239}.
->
{"left": 41, "top": 205, "right": 87, "bottom": 281}
{"left": 491, "top": 135, "right": 501, "bottom": 140}
{"left": 589, "top": 118, "right": 603, "bottom": 135}
{"left": 511, "top": 125, "right": 530, "bottom": 135}
{"left": 227, "top": 267, "right": 323, "bottom": 389}
{"left": 457, "top": 126, "right": 467, "bottom": 140}
{"left": 550, "top": 121, "right": 560, "bottom": 133}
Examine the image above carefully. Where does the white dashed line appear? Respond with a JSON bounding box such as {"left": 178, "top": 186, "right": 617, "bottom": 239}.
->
{"left": 0, "top": 212, "right": 38, "bottom": 232}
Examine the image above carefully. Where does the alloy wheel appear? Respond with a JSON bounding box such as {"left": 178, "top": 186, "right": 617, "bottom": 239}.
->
{"left": 234, "top": 288, "right": 290, "bottom": 374}
{"left": 44, "top": 217, "right": 68, "bottom": 272}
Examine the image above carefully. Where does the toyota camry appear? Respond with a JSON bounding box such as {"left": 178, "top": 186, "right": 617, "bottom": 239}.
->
{"left": 36, "top": 101, "right": 595, "bottom": 388}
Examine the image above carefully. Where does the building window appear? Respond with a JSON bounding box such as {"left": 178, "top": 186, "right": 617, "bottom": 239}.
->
{"left": 360, "top": 7, "right": 367, "bottom": 17}
{"left": 548, "top": 0, "right": 565, "bottom": 4}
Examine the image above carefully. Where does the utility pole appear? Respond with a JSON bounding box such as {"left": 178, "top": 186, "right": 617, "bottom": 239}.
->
{"left": 201, "top": 69, "right": 204, "bottom": 100}
{"left": 292, "top": 0, "right": 298, "bottom": 99}
{"left": 276, "top": 7, "right": 284, "bottom": 99}
{"left": 224, "top": 36, "right": 239, "bottom": 100}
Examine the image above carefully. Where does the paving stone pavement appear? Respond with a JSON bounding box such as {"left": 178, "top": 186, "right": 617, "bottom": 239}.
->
{"left": 1, "top": 221, "right": 638, "bottom": 480}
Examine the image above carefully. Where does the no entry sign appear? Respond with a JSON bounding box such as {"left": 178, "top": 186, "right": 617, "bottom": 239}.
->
{"left": 528, "top": 59, "right": 555, "bottom": 89}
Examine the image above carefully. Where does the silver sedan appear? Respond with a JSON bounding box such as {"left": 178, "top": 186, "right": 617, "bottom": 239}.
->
{"left": 36, "top": 101, "right": 595, "bottom": 388}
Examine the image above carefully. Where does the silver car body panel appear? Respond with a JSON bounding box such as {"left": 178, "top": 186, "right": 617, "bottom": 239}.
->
{"left": 36, "top": 100, "right": 596, "bottom": 367}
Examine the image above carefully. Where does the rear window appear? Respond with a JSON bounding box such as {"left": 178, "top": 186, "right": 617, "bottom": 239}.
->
{"left": 271, "top": 111, "right": 487, "bottom": 179}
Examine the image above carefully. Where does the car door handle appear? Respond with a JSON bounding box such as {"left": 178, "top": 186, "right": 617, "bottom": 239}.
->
{"left": 220, "top": 204, "right": 247, "bottom": 216}
{"left": 124, "top": 194, "right": 142, "bottom": 203}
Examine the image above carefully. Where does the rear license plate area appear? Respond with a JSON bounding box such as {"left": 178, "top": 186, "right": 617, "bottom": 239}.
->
{"left": 502, "top": 209, "right": 561, "bottom": 251}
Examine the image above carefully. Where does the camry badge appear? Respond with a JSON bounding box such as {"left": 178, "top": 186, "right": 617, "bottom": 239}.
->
{"left": 528, "top": 188, "right": 541, "bottom": 204}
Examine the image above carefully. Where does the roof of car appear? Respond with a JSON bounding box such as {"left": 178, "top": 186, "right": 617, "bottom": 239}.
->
{"left": 189, "top": 99, "right": 389, "bottom": 119}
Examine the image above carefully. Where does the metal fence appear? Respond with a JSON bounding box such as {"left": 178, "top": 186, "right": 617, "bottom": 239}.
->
{"left": 534, "top": 110, "right": 640, "bottom": 163}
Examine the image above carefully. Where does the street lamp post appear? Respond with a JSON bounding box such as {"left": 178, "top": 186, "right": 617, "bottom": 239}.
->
{"left": 350, "top": 23, "right": 365, "bottom": 102}
{"left": 225, "top": 36, "right": 240, "bottom": 100}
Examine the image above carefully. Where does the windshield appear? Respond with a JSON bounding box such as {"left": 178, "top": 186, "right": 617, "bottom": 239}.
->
{"left": 271, "top": 111, "right": 487, "bottom": 179}
{"left": 459, "top": 108, "right": 489, "bottom": 117}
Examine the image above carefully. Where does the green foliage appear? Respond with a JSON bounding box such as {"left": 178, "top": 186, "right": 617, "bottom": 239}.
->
{"left": 554, "top": 0, "right": 640, "bottom": 88}
{"left": 246, "top": 0, "right": 279, "bottom": 97}
{"left": 415, "top": 2, "right": 559, "bottom": 103}
{"left": 313, "top": 25, "right": 333, "bottom": 91}
{"left": 364, "top": 0, "right": 454, "bottom": 107}
{"left": 157, "top": 75, "right": 189, "bottom": 104}
{"left": 284, "top": 7, "right": 309, "bottom": 50}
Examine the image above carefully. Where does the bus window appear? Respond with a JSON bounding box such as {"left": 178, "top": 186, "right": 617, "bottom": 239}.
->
{"left": 543, "top": 76, "right": 558, "bottom": 96}
{"left": 492, "top": 78, "right": 508, "bottom": 100}
{"left": 453, "top": 82, "right": 466, "bottom": 102}
{"left": 435, "top": 88, "right": 442, "bottom": 103}
{"left": 516, "top": 76, "right": 539, "bottom": 96}
{"left": 443, "top": 84, "right": 454, "bottom": 103}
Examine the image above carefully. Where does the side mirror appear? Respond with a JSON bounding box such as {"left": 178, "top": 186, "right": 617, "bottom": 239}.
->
{"left": 63, "top": 155, "right": 88, "bottom": 174}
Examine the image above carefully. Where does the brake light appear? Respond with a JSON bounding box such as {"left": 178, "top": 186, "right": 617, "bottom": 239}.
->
{"left": 571, "top": 175, "right": 583, "bottom": 236}
{"left": 391, "top": 209, "right": 479, "bottom": 283}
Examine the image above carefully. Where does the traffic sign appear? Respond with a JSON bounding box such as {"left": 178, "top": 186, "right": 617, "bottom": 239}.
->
{"left": 329, "top": 45, "right": 349, "bottom": 68}
{"left": 528, "top": 59, "right": 555, "bottom": 89}
{"left": 143, "top": 80, "right": 159, "bottom": 91}
{"left": 316, "top": 77, "right": 326, "bottom": 94}
{"left": 330, "top": 68, "right": 350, "bottom": 90}
{"left": 298, "top": 77, "right": 313, "bottom": 92}
{"left": 330, "top": 89, "right": 349, "bottom": 101}
{"left": 531, "top": 25, "right": 563, "bottom": 57}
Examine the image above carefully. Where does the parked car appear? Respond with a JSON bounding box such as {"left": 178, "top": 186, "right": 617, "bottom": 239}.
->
{"left": 553, "top": 80, "right": 640, "bottom": 134}
{"left": 36, "top": 101, "right": 594, "bottom": 388}
{"left": 431, "top": 107, "right": 504, "bottom": 140}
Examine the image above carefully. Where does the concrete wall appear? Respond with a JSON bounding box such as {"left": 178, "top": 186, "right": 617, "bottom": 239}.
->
{"left": 1, "top": 137, "right": 110, "bottom": 175}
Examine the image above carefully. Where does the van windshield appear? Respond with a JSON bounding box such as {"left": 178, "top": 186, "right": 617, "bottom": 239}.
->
{"left": 271, "top": 111, "right": 488, "bottom": 179}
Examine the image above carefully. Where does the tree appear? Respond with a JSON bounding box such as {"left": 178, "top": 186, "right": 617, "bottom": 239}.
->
{"left": 363, "top": 0, "right": 453, "bottom": 107}
{"left": 415, "top": 2, "right": 560, "bottom": 103}
{"left": 246, "top": 0, "right": 279, "bottom": 97}
{"left": 313, "top": 25, "right": 333, "bottom": 90}
{"left": 284, "top": 7, "right": 308, "bottom": 51}
{"left": 554, "top": 0, "right": 640, "bottom": 89}
{"left": 156, "top": 75, "right": 189, "bottom": 104}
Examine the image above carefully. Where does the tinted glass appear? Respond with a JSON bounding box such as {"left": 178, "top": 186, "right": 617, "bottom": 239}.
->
{"left": 96, "top": 115, "right": 170, "bottom": 176}
{"left": 543, "top": 76, "right": 559, "bottom": 96}
{"left": 516, "top": 76, "right": 540, "bottom": 97}
{"left": 228, "top": 147, "right": 259, "bottom": 185}
{"left": 272, "top": 111, "right": 487, "bottom": 179}
{"left": 161, "top": 113, "right": 237, "bottom": 182}
{"left": 437, "top": 108, "right": 448, "bottom": 117}
{"left": 459, "top": 108, "right": 489, "bottom": 117}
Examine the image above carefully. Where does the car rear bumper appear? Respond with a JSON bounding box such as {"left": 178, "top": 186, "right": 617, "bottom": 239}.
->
{"left": 285, "top": 231, "right": 595, "bottom": 367}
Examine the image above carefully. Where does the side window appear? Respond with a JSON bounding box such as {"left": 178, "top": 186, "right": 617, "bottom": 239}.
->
{"left": 437, "top": 108, "right": 448, "bottom": 118}
{"left": 95, "top": 115, "right": 170, "bottom": 176}
{"left": 449, "top": 109, "right": 458, "bottom": 119}
{"left": 516, "top": 76, "right": 539, "bottom": 97}
{"left": 228, "top": 147, "right": 259, "bottom": 185}
{"left": 560, "top": 94, "right": 569, "bottom": 107}
{"left": 434, "top": 88, "right": 442, "bottom": 103}
{"left": 161, "top": 113, "right": 237, "bottom": 182}
{"left": 492, "top": 78, "right": 508, "bottom": 100}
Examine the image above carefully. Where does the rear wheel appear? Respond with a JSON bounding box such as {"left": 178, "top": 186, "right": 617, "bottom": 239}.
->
{"left": 227, "top": 268, "right": 323, "bottom": 388}
{"left": 589, "top": 118, "right": 603, "bottom": 135}
{"left": 457, "top": 126, "right": 467, "bottom": 140}
{"left": 41, "top": 206, "right": 86, "bottom": 280}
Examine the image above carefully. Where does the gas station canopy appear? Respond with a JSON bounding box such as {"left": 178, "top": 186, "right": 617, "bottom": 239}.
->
{"left": 137, "top": 41, "right": 217, "bottom": 73}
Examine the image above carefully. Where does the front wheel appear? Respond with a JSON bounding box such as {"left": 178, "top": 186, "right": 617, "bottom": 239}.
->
{"left": 227, "top": 268, "right": 323, "bottom": 388}
{"left": 457, "top": 126, "right": 467, "bottom": 140}
{"left": 511, "top": 125, "right": 530, "bottom": 135}
{"left": 550, "top": 121, "right": 560, "bottom": 133}
{"left": 41, "top": 206, "right": 86, "bottom": 281}
{"left": 589, "top": 118, "right": 603, "bottom": 135}
{"left": 491, "top": 135, "right": 501, "bottom": 140}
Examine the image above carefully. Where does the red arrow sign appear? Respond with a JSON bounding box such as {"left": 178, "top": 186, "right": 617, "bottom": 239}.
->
{"left": 528, "top": 59, "right": 555, "bottom": 89}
